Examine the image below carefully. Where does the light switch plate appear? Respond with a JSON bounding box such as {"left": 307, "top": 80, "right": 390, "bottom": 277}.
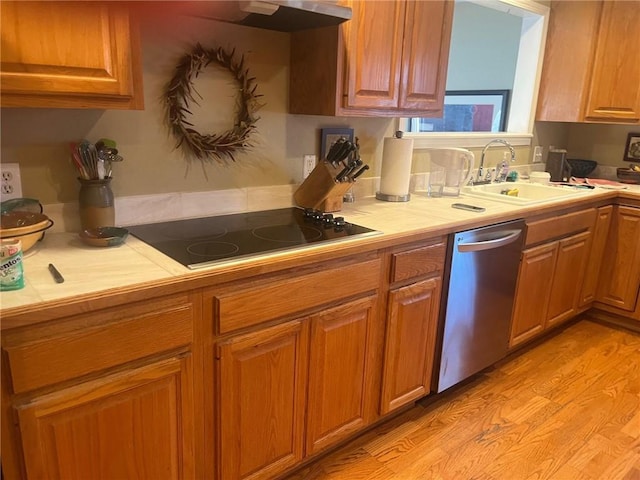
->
{"left": 1, "top": 163, "right": 23, "bottom": 200}
{"left": 533, "top": 146, "right": 543, "bottom": 163}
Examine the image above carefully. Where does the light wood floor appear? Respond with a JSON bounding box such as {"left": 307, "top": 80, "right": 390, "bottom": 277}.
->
{"left": 285, "top": 319, "right": 640, "bottom": 480}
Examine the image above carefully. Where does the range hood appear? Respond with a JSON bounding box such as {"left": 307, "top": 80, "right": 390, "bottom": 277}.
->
{"left": 194, "top": 1, "right": 352, "bottom": 32}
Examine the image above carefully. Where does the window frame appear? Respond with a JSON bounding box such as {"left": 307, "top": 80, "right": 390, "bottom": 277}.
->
{"left": 398, "top": 0, "right": 550, "bottom": 150}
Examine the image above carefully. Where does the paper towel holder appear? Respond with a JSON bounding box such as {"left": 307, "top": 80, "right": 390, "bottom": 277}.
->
{"left": 375, "top": 131, "right": 412, "bottom": 202}
{"left": 375, "top": 191, "right": 411, "bottom": 202}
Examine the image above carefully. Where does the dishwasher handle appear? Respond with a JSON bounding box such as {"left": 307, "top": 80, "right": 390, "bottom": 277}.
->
{"left": 457, "top": 229, "right": 522, "bottom": 253}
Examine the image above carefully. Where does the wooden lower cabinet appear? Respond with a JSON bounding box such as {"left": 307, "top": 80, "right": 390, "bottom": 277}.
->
{"left": 217, "top": 320, "right": 309, "bottom": 480}
{"left": 579, "top": 205, "right": 613, "bottom": 306}
{"left": 380, "top": 277, "right": 441, "bottom": 414}
{"left": 510, "top": 243, "right": 557, "bottom": 347}
{"left": 546, "top": 231, "right": 591, "bottom": 327}
{"left": 15, "top": 355, "right": 194, "bottom": 480}
{"left": 510, "top": 231, "right": 591, "bottom": 347}
{"left": 216, "top": 295, "right": 379, "bottom": 479}
{"left": 596, "top": 206, "right": 640, "bottom": 313}
{"left": 306, "top": 296, "right": 378, "bottom": 455}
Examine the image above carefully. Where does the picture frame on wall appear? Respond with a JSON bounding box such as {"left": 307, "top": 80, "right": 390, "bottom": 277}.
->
{"left": 320, "top": 127, "right": 354, "bottom": 161}
{"left": 409, "top": 90, "right": 510, "bottom": 133}
{"left": 623, "top": 132, "right": 640, "bottom": 162}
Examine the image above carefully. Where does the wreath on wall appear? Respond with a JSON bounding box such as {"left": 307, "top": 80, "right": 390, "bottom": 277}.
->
{"left": 165, "top": 43, "right": 263, "bottom": 164}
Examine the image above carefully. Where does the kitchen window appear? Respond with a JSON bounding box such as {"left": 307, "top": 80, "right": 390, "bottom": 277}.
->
{"left": 399, "top": 0, "right": 549, "bottom": 149}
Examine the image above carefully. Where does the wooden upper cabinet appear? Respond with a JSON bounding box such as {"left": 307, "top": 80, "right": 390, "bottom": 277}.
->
{"left": 1, "top": 1, "right": 144, "bottom": 109}
{"left": 536, "top": 0, "right": 640, "bottom": 123}
{"left": 584, "top": 1, "right": 640, "bottom": 122}
{"left": 400, "top": 0, "right": 452, "bottom": 111}
{"left": 290, "top": 0, "right": 453, "bottom": 117}
{"left": 343, "top": 1, "right": 405, "bottom": 110}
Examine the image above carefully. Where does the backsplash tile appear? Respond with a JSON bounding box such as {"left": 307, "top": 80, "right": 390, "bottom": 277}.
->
{"left": 117, "top": 193, "right": 182, "bottom": 226}
{"left": 247, "top": 185, "right": 296, "bottom": 211}
{"left": 43, "top": 165, "right": 545, "bottom": 232}
{"left": 179, "top": 189, "right": 248, "bottom": 219}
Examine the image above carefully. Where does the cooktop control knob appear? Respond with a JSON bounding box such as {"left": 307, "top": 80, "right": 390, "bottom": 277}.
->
{"left": 334, "top": 216, "right": 346, "bottom": 230}
{"left": 322, "top": 213, "right": 334, "bottom": 228}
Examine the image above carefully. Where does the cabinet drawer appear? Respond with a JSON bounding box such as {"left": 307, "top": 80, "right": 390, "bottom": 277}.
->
{"left": 526, "top": 208, "right": 596, "bottom": 246}
{"left": 4, "top": 294, "right": 194, "bottom": 394}
{"left": 213, "top": 258, "right": 381, "bottom": 334}
{"left": 391, "top": 240, "right": 446, "bottom": 283}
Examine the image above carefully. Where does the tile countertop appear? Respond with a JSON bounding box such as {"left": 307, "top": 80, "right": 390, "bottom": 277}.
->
{"left": 2, "top": 185, "right": 639, "bottom": 316}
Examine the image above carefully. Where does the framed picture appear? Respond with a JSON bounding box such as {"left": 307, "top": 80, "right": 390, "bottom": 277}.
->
{"left": 320, "top": 127, "right": 354, "bottom": 161}
{"left": 409, "top": 90, "right": 510, "bottom": 133}
{"left": 623, "top": 132, "right": 640, "bottom": 162}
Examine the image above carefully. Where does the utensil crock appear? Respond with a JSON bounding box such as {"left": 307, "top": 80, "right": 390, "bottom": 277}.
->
{"left": 78, "top": 178, "right": 115, "bottom": 230}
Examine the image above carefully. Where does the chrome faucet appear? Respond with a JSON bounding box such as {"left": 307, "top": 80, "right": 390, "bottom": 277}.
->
{"left": 475, "top": 139, "right": 516, "bottom": 184}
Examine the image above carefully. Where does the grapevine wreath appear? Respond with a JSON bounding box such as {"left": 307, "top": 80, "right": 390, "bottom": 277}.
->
{"left": 165, "top": 43, "right": 263, "bottom": 163}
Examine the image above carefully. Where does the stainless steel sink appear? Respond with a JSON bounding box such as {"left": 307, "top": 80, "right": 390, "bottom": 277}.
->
{"left": 462, "top": 182, "right": 590, "bottom": 205}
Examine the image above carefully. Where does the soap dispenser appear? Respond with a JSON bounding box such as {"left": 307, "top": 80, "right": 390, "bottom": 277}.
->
{"left": 496, "top": 152, "right": 510, "bottom": 182}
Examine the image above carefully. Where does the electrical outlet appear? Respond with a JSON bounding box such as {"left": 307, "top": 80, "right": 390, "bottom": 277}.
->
{"left": 533, "top": 146, "right": 543, "bottom": 163}
{"left": 302, "top": 154, "right": 317, "bottom": 180}
{"left": 1, "top": 163, "right": 23, "bottom": 200}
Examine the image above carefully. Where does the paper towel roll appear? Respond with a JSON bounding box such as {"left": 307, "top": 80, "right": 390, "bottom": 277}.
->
{"left": 379, "top": 135, "right": 414, "bottom": 197}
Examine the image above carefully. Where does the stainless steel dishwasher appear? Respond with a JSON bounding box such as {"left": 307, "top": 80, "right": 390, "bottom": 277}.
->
{"left": 434, "top": 219, "right": 525, "bottom": 393}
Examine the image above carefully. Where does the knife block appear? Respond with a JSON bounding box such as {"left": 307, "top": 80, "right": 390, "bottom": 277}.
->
{"left": 294, "top": 161, "right": 353, "bottom": 212}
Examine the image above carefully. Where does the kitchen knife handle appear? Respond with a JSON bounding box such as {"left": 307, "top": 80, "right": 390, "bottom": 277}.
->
{"left": 335, "top": 165, "right": 352, "bottom": 182}
{"left": 336, "top": 141, "right": 354, "bottom": 166}
{"left": 350, "top": 165, "right": 370, "bottom": 181}
{"left": 326, "top": 138, "right": 346, "bottom": 163}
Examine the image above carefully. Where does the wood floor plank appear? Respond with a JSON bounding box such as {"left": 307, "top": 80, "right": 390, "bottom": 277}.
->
{"left": 282, "top": 321, "right": 640, "bottom": 480}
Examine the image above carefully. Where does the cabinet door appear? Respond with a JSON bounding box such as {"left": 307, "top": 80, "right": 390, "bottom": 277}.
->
{"left": 537, "top": 0, "right": 640, "bottom": 123}
{"left": 305, "top": 296, "right": 378, "bottom": 455}
{"left": 380, "top": 278, "right": 441, "bottom": 414}
{"left": 399, "top": 0, "right": 453, "bottom": 111}
{"left": 536, "top": 1, "right": 601, "bottom": 122}
{"left": 510, "top": 243, "right": 557, "bottom": 348}
{"left": 218, "top": 320, "right": 309, "bottom": 480}
{"left": 546, "top": 232, "right": 591, "bottom": 327}
{"left": 596, "top": 206, "right": 640, "bottom": 312}
{"left": 584, "top": 1, "right": 640, "bottom": 122}
{"left": 16, "top": 356, "right": 194, "bottom": 480}
{"left": 290, "top": 0, "right": 453, "bottom": 116}
{"left": 0, "top": 1, "right": 143, "bottom": 109}
{"left": 343, "top": 1, "right": 405, "bottom": 109}
{"left": 579, "top": 205, "right": 613, "bottom": 306}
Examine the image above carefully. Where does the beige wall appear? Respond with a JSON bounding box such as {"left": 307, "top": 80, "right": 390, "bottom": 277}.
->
{"left": 565, "top": 124, "right": 640, "bottom": 166}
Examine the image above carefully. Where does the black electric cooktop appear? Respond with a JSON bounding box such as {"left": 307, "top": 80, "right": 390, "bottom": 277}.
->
{"left": 128, "top": 207, "right": 380, "bottom": 269}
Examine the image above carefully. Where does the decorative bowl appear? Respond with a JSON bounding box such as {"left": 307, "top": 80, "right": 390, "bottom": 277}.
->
{"left": 617, "top": 167, "right": 640, "bottom": 184}
{"left": 567, "top": 158, "right": 597, "bottom": 177}
{"left": 0, "top": 211, "right": 54, "bottom": 251}
{"left": 79, "top": 226, "right": 129, "bottom": 247}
